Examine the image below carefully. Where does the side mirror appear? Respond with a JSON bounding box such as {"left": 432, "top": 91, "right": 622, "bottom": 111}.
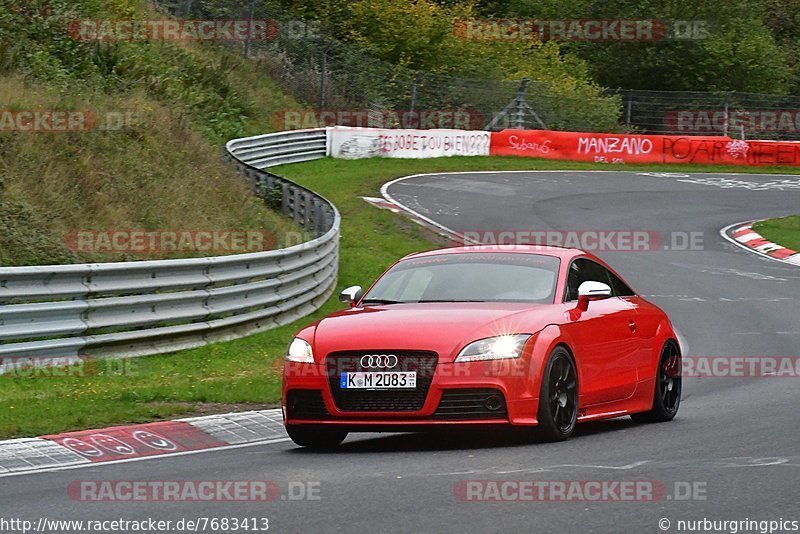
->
{"left": 339, "top": 285, "right": 363, "bottom": 307}
{"left": 576, "top": 281, "right": 612, "bottom": 311}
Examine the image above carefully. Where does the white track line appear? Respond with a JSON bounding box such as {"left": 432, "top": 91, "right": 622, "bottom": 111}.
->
{"left": 0, "top": 437, "right": 291, "bottom": 479}
{"left": 382, "top": 171, "right": 800, "bottom": 270}
{"left": 381, "top": 173, "right": 478, "bottom": 244}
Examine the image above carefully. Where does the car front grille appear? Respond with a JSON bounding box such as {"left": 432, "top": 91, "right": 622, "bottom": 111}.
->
{"left": 326, "top": 351, "right": 438, "bottom": 412}
{"left": 432, "top": 388, "right": 508, "bottom": 420}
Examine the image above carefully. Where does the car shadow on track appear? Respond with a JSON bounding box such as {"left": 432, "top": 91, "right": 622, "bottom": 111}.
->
{"left": 287, "top": 418, "right": 642, "bottom": 454}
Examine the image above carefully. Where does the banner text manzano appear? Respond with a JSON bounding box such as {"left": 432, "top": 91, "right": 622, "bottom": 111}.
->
{"left": 490, "top": 129, "right": 800, "bottom": 166}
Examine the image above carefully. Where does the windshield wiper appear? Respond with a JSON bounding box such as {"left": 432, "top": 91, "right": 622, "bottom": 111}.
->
{"left": 415, "top": 299, "right": 486, "bottom": 303}
{"left": 360, "top": 298, "right": 404, "bottom": 305}
{"left": 361, "top": 299, "right": 489, "bottom": 304}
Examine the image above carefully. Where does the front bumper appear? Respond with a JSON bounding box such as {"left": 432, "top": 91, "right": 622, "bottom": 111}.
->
{"left": 282, "top": 358, "right": 541, "bottom": 429}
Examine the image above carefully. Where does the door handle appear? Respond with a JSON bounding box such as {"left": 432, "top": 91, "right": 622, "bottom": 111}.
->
{"left": 628, "top": 320, "right": 637, "bottom": 333}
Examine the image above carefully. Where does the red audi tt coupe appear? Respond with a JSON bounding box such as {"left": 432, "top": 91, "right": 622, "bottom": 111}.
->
{"left": 282, "top": 245, "right": 681, "bottom": 448}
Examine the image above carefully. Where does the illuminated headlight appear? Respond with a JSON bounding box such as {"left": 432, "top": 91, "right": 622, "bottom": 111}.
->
{"left": 286, "top": 338, "right": 314, "bottom": 363}
{"left": 455, "top": 334, "right": 532, "bottom": 363}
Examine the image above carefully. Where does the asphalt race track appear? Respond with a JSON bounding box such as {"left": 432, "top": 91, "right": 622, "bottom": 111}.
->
{"left": 2, "top": 171, "right": 800, "bottom": 533}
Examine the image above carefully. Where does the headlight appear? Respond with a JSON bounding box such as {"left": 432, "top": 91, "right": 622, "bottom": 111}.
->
{"left": 455, "top": 334, "right": 532, "bottom": 363}
{"left": 286, "top": 338, "right": 314, "bottom": 363}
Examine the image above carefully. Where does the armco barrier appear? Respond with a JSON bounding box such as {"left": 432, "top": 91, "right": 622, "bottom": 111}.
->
{"left": 5, "top": 125, "right": 793, "bottom": 363}
{"left": 0, "top": 128, "right": 336, "bottom": 361}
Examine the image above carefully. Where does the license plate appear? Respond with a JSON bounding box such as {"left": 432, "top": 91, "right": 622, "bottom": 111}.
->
{"left": 340, "top": 372, "right": 417, "bottom": 389}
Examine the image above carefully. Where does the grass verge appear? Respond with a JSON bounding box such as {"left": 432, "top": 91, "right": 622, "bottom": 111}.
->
{"left": 1, "top": 157, "right": 799, "bottom": 438}
{"left": 0, "top": 0, "right": 304, "bottom": 265}
{"left": 0, "top": 77, "right": 302, "bottom": 265}
{"left": 753, "top": 216, "right": 800, "bottom": 252}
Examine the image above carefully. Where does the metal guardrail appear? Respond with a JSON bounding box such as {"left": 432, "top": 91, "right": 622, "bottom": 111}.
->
{"left": 0, "top": 128, "right": 337, "bottom": 360}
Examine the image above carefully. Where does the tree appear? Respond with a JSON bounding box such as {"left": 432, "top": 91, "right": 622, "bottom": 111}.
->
{"left": 485, "top": 0, "right": 797, "bottom": 93}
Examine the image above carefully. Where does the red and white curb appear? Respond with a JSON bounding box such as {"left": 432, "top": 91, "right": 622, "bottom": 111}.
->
{"left": 722, "top": 221, "right": 800, "bottom": 267}
{"left": 0, "top": 409, "right": 286, "bottom": 477}
{"left": 361, "top": 196, "right": 447, "bottom": 235}
{"left": 362, "top": 195, "right": 477, "bottom": 244}
{"left": 361, "top": 196, "right": 403, "bottom": 214}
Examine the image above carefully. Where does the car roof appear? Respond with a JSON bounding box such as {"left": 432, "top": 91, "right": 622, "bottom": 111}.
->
{"left": 401, "top": 244, "right": 590, "bottom": 262}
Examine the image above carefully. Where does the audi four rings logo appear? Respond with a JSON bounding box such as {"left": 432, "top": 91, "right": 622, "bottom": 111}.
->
{"left": 360, "top": 354, "right": 398, "bottom": 368}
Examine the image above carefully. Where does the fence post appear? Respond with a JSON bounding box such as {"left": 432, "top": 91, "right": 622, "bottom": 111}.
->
{"left": 243, "top": 0, "right": 257, "bottom": 58}
{"left": 409, "top": 73, "right": 422, "bottom": 124}
{"left": 319, "top": 40, "right": 334, "bottom": 110}
{"left": 484, "top": 77, "right": 546, "bottom": 131}
{"left": 514, "top": 78, "right": 531, "bottom": 129}
{"left": 625, "top": 89, "right": 633, "bottom": 131}
{"left": 722, "top": 92, "right": 730, "bottom": 137}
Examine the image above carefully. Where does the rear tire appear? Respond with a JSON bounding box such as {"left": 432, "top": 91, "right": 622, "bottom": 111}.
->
{"left": 631, "top": 340, "right": 681, "bottom": 423}
{"left": 536, "top": 346, "right": 578, "bottom": 442}
{"left": 286, "top": 426, "right": 347, "bottom": 449}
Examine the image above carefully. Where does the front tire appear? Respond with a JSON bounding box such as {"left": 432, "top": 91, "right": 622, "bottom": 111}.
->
{"left": 286, "top": 426, "right": 347, "bottom": 449}
{"left": 536, "top": 346, "right": 578, "bottom": 442}
{"left": 631, "top": 340, "right": 681, "bottom": 423}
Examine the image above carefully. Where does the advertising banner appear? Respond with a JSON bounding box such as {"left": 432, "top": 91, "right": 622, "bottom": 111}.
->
{"left": 327, "top": 126, "right": 491, "bottom": 159}
{"left": 490, "top": 129, "right": 800, "bottom": 166}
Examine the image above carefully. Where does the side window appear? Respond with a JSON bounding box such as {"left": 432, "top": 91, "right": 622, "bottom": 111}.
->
{"left": 565, "top": 259, "right": 612, "bottom": 301}
{"left": 565, "top": 261, "right": 583, "bottom": 301}
{"left": 606, "top": 269, "right": 635, "bottom": 297}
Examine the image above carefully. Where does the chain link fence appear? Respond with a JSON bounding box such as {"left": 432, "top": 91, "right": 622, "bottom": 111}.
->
{"left": 610, "top": 89, "right": 800, "bottom": 140}
{"left": 153, "top": 0, "right": 800, "bottom": 140}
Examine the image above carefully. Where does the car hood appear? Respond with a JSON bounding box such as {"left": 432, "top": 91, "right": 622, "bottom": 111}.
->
{"left": 311, "top": 302, "right": 558, "bottom": 363}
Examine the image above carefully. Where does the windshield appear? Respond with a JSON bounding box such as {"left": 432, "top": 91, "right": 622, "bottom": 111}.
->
{"left": 362, "top": 252, "right": 560, "bottom": 304}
